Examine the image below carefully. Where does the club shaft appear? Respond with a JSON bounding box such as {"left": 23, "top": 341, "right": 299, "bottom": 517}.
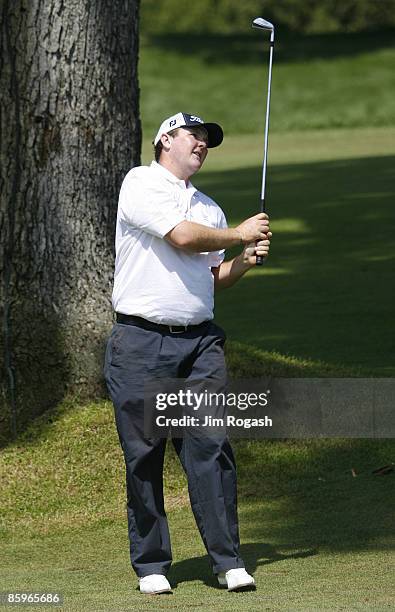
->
{"left": 256, "top": 35, "right": 274, "bottom": 266}
{"left": 261, "top": 39, "right": 274, "bottom": 201}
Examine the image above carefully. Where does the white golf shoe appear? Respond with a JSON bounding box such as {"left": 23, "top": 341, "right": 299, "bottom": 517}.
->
{"left": 217, "top": 568, "right": 256, "bottom": 591}
{"left": 138, "top": 574, "right": 172, "bottom": 594}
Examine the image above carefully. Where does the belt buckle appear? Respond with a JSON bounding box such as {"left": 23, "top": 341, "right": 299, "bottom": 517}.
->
{"left": 169, "top": 324, "right": 187, "bottom": 334}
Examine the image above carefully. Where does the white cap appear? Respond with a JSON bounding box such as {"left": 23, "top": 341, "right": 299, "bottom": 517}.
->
{"left": 153, "top": 112, "right": 223, "bottom": 148}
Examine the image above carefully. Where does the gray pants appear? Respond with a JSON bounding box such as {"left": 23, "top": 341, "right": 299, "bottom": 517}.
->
{"left": 104, "top": 320, "right": 245, "bottom": 577}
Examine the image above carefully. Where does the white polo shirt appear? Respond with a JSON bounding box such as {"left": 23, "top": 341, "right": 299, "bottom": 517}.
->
{"left": 112, "top": 161, "right": 227, "bottom": 325}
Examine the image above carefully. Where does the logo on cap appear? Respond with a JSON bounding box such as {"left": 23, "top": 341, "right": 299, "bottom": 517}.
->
{"left": 169, "top": 119, "right": 177, "bottom": 127}
{"left": 189, "top": 115, "right": 203, "bottom": 123}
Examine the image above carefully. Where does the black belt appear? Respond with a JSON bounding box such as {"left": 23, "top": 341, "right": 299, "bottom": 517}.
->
{"left": 116, "top": 313, "right": 210, "bottom": 334}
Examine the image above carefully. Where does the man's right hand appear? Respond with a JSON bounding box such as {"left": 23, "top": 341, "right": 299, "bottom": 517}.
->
{"left": 235, "top": 213, "right": 270, "bottom": 244}
{"left": 166, "top": 214, "right": 270, "bottom": 253}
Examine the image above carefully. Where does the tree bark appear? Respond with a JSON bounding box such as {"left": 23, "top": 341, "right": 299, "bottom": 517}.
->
{"left": 0, "top": 0, "right": 141, "bottom": 442}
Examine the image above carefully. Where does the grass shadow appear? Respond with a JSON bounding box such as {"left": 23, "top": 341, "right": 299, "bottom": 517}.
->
{"left": 234, "top": 438, "right": 395, "bottom": 551}
{"left": 169, "top": 438, "right": 393, "bottom": 590}
{"left": 195, "top": 154, "right": 395, "bottom": 373}
{"left": 170, "top": 543, "right": 318, "bottom": 588}
{"left": 0, "top": 312, "right": 72, "bottom": 448}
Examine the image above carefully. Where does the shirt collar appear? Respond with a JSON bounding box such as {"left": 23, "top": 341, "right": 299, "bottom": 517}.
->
{"left": 150, "top": 160, "right": 195, "bottom": 191}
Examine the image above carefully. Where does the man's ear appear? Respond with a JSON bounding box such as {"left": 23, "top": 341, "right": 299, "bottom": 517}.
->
{"left": 160, "top": 133, "right": 173, "bottom": 152}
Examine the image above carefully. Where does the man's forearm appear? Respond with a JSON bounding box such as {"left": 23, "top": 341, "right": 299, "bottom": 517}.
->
{"left": 213, "top": 254, "right": 252, "bottom": 290}
{"left": 166, "top": 220, "right": 242, "bottom": 252}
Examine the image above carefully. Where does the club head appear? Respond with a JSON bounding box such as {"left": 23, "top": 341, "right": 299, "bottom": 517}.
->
{"left": 252, "top": 17, "right": 274, "bottom": 32}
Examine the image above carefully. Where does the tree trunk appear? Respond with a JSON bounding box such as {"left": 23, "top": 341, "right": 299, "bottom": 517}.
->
{"left": 0, "top": 0, "right": 141, "bottom": 442}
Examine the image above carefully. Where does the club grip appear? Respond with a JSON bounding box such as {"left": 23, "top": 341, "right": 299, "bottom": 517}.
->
{"left": 256, "top": 197, "right": 266, "bottom": 266}
{"left": 256, "top": 251, "right": 264, "bottom": 266}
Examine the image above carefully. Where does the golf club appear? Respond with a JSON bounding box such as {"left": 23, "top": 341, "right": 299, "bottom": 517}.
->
{"left": 252, "top": 17, "right": 275, "bottom": 265}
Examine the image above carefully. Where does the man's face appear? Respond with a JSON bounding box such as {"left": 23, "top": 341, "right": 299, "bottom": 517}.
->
{"left": 168, "top": 126, "right": 209, "bottom": 176}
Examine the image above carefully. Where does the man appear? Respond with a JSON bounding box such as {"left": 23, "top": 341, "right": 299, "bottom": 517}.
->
{"left": 104, "top": 112, "right": 271, "bottom": 595}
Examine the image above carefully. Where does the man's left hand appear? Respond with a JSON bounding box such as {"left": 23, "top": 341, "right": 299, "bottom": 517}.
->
{"left": 242, "top": 232, "right": 272, "bottom": 265}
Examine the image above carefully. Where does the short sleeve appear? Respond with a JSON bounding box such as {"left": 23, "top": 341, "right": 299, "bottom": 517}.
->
{"left": 207, "top": 205, "right": 228, "bottom": 267}
{"left": 119, "top": 173, "right": 185, "bottom": 238}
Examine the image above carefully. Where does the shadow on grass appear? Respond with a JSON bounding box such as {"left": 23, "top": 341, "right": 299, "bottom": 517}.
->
{"left": 234, "top": 438, "right": 395, "bottom": 552}
{"left": 167, "top": 439, "right": 393, "bottom": 589}
{"left": 143, "top": 29, "right": 395, "bottom": 66}
{"left": 0, "top": 313, "right": 72, "bottom": 448}
{"left": 170, "top": 543, "right": 318, "bottom": 589}
{"left": 196, "top": 154, "right": 395, "bottom": 372}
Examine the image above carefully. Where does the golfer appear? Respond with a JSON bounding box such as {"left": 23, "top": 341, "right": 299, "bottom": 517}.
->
{"left": 104, "top": 112, "right": 271, "bottom": 594}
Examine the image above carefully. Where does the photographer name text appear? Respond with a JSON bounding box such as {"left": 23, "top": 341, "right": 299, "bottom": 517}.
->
{"left": 155, "top": 415, "right": 272, "bottom": 429}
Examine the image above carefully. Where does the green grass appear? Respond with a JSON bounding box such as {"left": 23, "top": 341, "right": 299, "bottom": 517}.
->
{"left": 1, "top": 400, "right": 394, "bottom": 610}
{"left": 139, "top": 30, "right": 395, "bottom": 140}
